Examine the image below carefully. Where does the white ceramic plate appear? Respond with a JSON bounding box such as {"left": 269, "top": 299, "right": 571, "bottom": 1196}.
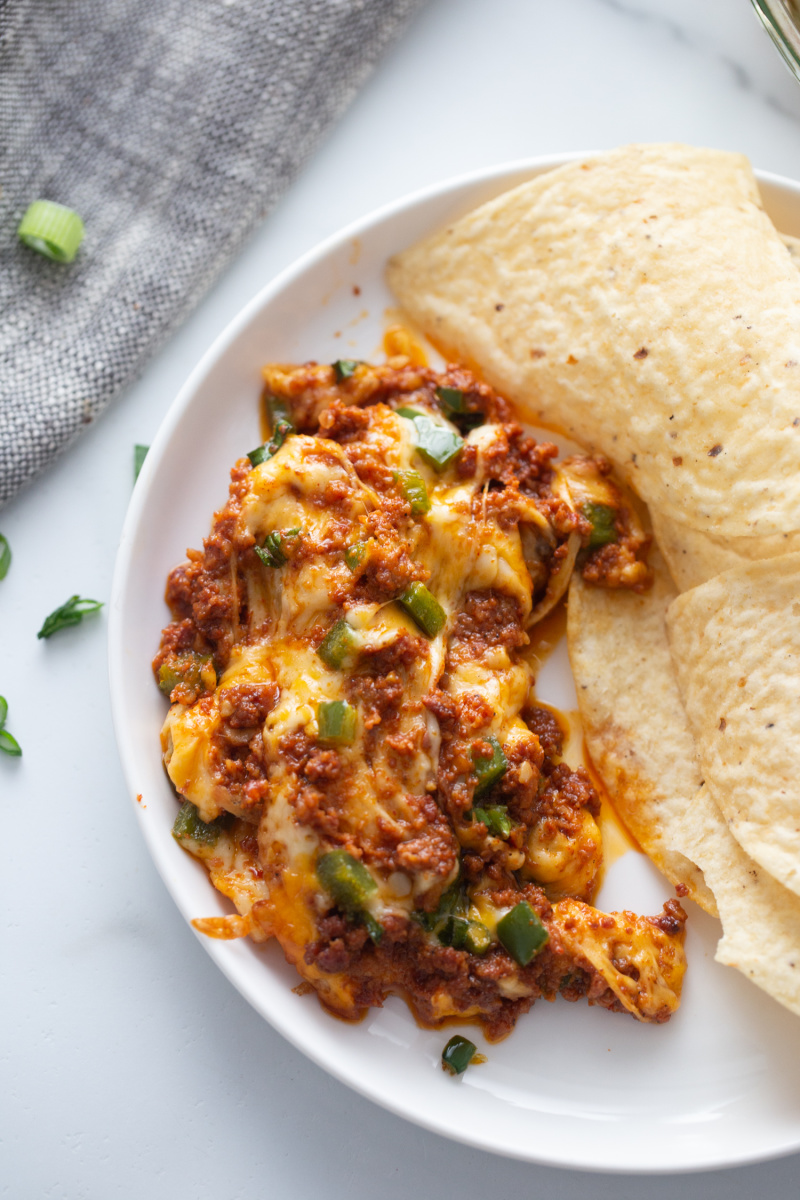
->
{"left": 109, "top": 155, "right": 800, "bottom": 1174}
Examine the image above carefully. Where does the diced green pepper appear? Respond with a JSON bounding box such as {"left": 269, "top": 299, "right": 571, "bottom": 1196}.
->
{"left": 158, "top": 652, "right": 216, "bottom": 698}
{"left": 332, "top": 359, "right": 361, "bottom": 381}
{"left": 471, "top": 804, "right": 512, "bottom": 839}
{"left": 496, "top": 901, "right": 549, "bottom": 966}
{"left": 398, "top": 582, "right": 446, "bottom": 638}
{"left": 317, "top": 700, "right": 357, "bottom": 745}
{"left": 317, "top": 619, "right": 358, "bottom": 669}
{"left": 172, "top": 800, "right": 221, "bottom": 849}
{"left": 582, "top": 501, "right": 618, "bottom": 548}
{"left": 395, "top": 469, "right": 430, "bottom": 515}
{"left": 442, "top": 1035, "right": 477, "bottom": 1076}
{"left": 472, "top": 735, "right": 507, "bottom": 797}
{"left": 316, "top": 849, "right": 376, "bottom": 911}
{"left": 344, "top": 540, "right": 368, "bottom": 572}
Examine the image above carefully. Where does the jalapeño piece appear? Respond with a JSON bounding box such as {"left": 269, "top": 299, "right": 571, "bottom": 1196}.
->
{"left": 414, "top": 414, "right": 464, "bottom": 471}
{"left": 472, "top": 735, "right": 508, "bottom": 797}
{"left": 396, "top": 469, "right": 430, "bottom": 515}
{"left": 472, "top": 804, "right": 512, "bottom": 840}
{"left": 316, "top": 849, "right": 376, "bottom": 912}
{"left": 395, "top": 406, "right": 424, "bottom": 420}
{"left": 398, "top": 582, "right": 446, "bottom": 638}
{"left": 442, "top": 1035, "right": 477, "bottom": 1076}
{"left": 361, "top": 911, "right": 384, "bottom": 945}
{"left": 172, "top": 800, "right": 221, "bottom": 849}
{"left": 463, "top": 920, "right": 492, "bottom": 956}
{"left": 317, "top": 619, "right": 358, "bottom": 669}
{"left": 496, "top": 901, "right": 549, "bottom": 967}
{"left": 344, "top": 540, "right": 368, "bottom": 572}
{"left": 435, "top": 385, "right": 466, "bottom": 413}
{"left": 582, "top": 501, "right": 618, "bottom": 548}
{"left": 332, "top": 359, "right": 361, "bottom": 381}
{"left": 317, "top": 700, "right": 357, "bottom": 746}
{"left": 254, "top": 528, "right": 299, "bottom": 569}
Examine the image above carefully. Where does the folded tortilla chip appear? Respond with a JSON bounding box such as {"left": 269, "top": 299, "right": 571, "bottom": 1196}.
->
{"left": 651, "top": 510, "right": 800, "bottom": 593}
{"left": 676, "top": 785, "right": 800, "bottom": 1018}
{"left": 388, "top": 143, "right": 800, "bottom": 537}
{"left": 566, "top": 550, "right": 715, "bottom": 914}
{"left": 667, "top": 554, "right": 800, "bottom": 898}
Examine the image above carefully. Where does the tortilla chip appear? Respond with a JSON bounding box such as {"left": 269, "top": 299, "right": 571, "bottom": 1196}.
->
{"left": 651, "top": 510, "right": 800, "bottom": 592}
{"left": 676, "top": 785, "right": 800, "bottom": 1017}
{"left": 666, "top": 554, "right": 800, "bottom": 898}
{"left": 388, "top": 143, "right": 800, "bottom": 538}
{"left": 566, "top": 549, "right": 716, "bottom": 914}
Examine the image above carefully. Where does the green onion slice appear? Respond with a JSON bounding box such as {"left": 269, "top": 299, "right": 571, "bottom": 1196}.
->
{"left": 442, "top": 1035, "right": 477, "bottom": 1076}
{"left": 264, "top": 394, "right": 293, "bottom": 433}
{"left": 317, "top": 699, "right": 357, "bottom": 746}
{"left": 582, "top": 501, "right": 618, "bottom": 548}
{"left": 471, "top": 804, "right": 512, "bottom": 839}
{"left": 396, "top": 408, "right": 463, "bottom": 472}
{"left": 472, "top": 735, "right": 508, "bottom": 796}
{"left": 332, "top": 359, "right": 361, "bottom": 381}
{"left": 361, "top": 911, "right": 383, "bottom": 945}
{"left": 395, "top": 469, "right": 430, "bottom": 515}
{"left": 172, "top": 800, "right": 221, "bottom": 849}
{"left": 0, "top": 729, "right": 22, "bottom": 757}
{"left": 37, "top": 595, "right": 103, "bottom": 640}
{"left": 0, "top": 534, "right": 10, "bottom": 581}
{"left": 398, "top": 582, "right": 446, "bottom": 638}
{"left": 344, "top": 541, "right": 369, "bottom": 572}
{"left": 316, "top": 849, "right": 376, "bottom": 911}
{"left": 18, "top": 200, "right": 85, "bottom": 263}
{"left": 317, "top": 619, "right": 358, "bottom": 669}
{"left": 254, "top": 528, "right": 299, "bottom": 569}
{"left": 133, "top": 444, "right": 149, "bottom": 482}
{"left": 496, "top": 901, "right": 549, "bottom": 966}
{"left": 434, "top": 386, "right": 484, "bottom": 430}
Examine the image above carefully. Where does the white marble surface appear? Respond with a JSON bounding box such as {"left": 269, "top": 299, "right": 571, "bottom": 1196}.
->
{"left": 4, "top": 0, "right": 800, "bottom": 1195}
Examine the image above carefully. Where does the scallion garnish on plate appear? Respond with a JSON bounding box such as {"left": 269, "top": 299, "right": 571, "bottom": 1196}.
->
{"left": 37, "top": 595, "right": 104, "bottom": 640}
{"left": 0, "top": 695, "right": 22, "bottom": 757}
{"left": 17, "top": 200, "right": 85, "bottom": 263}
{"left": 134, "top": 444, "right": 149, "bottom": 482}
{"left": 0, "top": 534, "right": 10, "bottom": 580}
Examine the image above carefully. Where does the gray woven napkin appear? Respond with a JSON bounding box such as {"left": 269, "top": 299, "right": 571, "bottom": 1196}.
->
{"left": 0, "top": 0, "right": 425, "bottom": 508}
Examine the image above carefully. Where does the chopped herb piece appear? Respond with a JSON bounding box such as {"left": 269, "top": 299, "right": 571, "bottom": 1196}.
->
{"left": 317, "top": 619, "right": 358, "bottom": 669}
{"left": 316, "top": 849, "right": 376, "bottom": 911}
{"left": 398, "top": 582, "right": 446, "bottom": 638}
{"left": 344, "top": 541, "right": 369, "bottom": 572}
{"left": 496, "top": 901, "right": 549, "bottom": 966}
{"left": 0, "top": 534, "right": 10, "bottom": 581}
{"left": 472, "top": 804, "right": 512, "bottom": 839}
{"left": 442, "top": 1035, "right": 477, "bottom": 1076}
{"left": 158, "top": 652, "right": 216, "bottom": 699}
{"left": 332, "top": 359, "right": 361, "bottom": 381}
{"left": 18, "top": 200, "right": 84, "bottom": 263}
{"left": 172, "top": 800, "right": 221, "bottom": 848}
{"left": 472, "top": 735, "right": 507, "bottom": 796}
{"left": 254, "top": 528, "right": 300, "bottom": 569}
{"left": 247, "top": 418, "right": 294, "bottom": 467}
{"left": 0, "top": 695, "right": 21, "bottom": 757}
{"left": 317, "top": 699, "right": 357, "bottom": 745}
{"left": 133, "top": 444, "right": 149, "bottom": 481}
{"left": 395, "top": 469, "right": 430, "bottom": 515}
{"left": 37, "top": 595, "right": 103, "bottom": 640}
{"left": 582, "top": 501, "right": 618, "bottom": 548}
{"left": 361, "top": 911, "right": 383, "bottom": 945}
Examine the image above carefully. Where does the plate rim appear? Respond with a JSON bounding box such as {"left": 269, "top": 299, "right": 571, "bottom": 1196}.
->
{"left": 109, "top": 153, "right": 800, "bottom": 1175}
